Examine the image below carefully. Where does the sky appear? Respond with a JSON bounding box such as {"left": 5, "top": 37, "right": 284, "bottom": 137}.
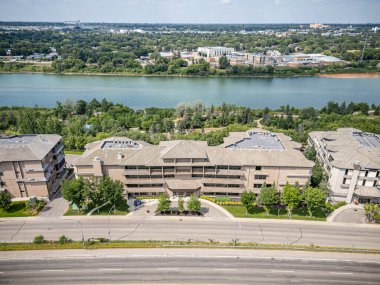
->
{"left": 0, "top": 0, "right": 379, "bottom": 24}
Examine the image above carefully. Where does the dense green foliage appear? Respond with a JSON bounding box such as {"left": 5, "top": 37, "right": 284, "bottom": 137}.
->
{"left": 1, "top": 24, "right": 379, "bottom": 76}
{"left": 62, "top": 177, "right": 127, "bottom": 211}
{"left": 303, "top": 187, "right": 327, "bottom": 217}
{"left": 0, "top": 99, "right": 379, "bottom": 152}
{"left": 0, "top": 191, "right": 11, "bottom": 210}
{"left": 256, "top": 187, "right": 280, "bottom": 215}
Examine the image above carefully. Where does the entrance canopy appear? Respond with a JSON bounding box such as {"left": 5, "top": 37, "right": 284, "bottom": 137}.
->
{"left": 354, "top": 186, "right": 380, "bottom": 198}
{"left": 165, "top": 180, "right": 201, "bottom": 191}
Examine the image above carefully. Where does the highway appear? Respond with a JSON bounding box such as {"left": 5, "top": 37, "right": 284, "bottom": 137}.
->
{"left": 1, "top": 248, "right": 380, "bottom": 284}
{"left": 0, "top": 216, "right": 380, "bottom": 248}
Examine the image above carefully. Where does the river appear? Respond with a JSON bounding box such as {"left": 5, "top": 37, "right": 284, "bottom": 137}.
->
{"left": 0, "top": 73, "right": 379, "bottom": 108}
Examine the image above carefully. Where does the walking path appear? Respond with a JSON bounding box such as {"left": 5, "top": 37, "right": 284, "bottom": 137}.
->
{"left": 327, "top": 204, "right": 365, "bottom": 223}
{"left": 38, "top": 192, "right": 69, "bottom": 217}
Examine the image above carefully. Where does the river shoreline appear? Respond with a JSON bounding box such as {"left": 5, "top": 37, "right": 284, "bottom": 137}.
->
{"left": 1, "top": 70, "right": 379, "bottom": 79}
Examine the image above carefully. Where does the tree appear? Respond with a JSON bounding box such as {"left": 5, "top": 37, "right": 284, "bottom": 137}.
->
{"left": 257, "top": 187, "right": 280, "bottom": 215}
{"left": 0, "top": 191, "right": 11, "bottom": 211}
{"left": 310, "top": 161, "right": 326, "bottom": 188}
{"left": 157, "top": 194, "right": 171, "bottom": 212}
{"left": 97, "top": 176, "right": 126, "bottom": 209}
{"left": 187, "top": 195, "right": 201, "bottom": 213}
{"left": 281, "top": 183, "right": 301, "bottom": 218}
{"left": 219, "top": 55, "right": 230, "bottom": 69}
{"left": 178, "top": 197, "right": 185, "bottom": 212}
{"left": 304, "top": 146, "right": 316, "bottom": 161}
{"left": 241, "top": 191, "right": 256, "bottom": 214}
{"left": 75, "top": 100, "right": 87, "bottom": 115}
{"left": 61, "top": 177, "right": 85, "bottom": 206}
{"left": 303, "top": 187, "right": 326, "bottom": 217}
{"left": 364, "top": 203, "right": 379, "bottom": 222}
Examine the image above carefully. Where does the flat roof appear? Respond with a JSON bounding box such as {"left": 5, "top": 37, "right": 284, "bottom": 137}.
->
{"left": 353, "top": 132, "right": 380, "bottom": 148}
{"left": 226, "top": 132, "right": 285, "bottom": 150}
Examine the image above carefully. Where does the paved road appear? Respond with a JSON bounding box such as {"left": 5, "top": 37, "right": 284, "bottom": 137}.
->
{"left": 1, "top": 217, "right": 380, "bottom": 248}
{"left": 38, "top": 192, "right": 70, "bottom": 218}
{"left": 1, "top": 249, "right": 379, "bottom": 284}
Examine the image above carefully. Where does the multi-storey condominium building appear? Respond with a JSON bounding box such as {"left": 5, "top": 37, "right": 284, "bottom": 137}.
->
{"left": 74, "top": 129, "right": 314, "bottom": 197}
{"left": 0, "top": 135, "right": 66, "bottom": 199}
{"left": 197, "top": 46, "right": 235, "bottom": 57}
{"left": 308, "top": 128, "right": 380, "bottom": 204}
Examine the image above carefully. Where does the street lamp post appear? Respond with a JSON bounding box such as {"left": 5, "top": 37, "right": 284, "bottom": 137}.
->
{"left": 65, "top": 218, "right": 85, "bottom": 248}
{"left": 108, "top": 204, "right": 116, "bottom": 241}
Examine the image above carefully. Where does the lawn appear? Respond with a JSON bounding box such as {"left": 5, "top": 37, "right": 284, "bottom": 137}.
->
{"left": 64, "top": 203, "right": 129, "bottom": 216}
{"left": 223, "top": 205, "right": 327, "bottom": 221}
{"left": 64, "top": 150, "right": 84, "bottom": 155}
{"left": 0, "top": 201, "right": 31, "bottom": 217}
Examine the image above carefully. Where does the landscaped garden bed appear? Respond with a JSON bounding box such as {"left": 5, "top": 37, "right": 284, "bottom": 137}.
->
{"left": 155, "top": 210, "right": 203, "bottom": 216}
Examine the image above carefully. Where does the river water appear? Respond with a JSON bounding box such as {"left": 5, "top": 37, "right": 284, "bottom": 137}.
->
{"left": 0, "top": 73, "right": 379, "bottom": 108}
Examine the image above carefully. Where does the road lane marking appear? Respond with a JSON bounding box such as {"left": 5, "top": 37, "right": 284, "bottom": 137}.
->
{"left": 156, "top": 268, "right": 179, "bottom": 271}
{"left": 98, "top": 268, "right": 122, "bottom": 271}
{"left": 271, "top": 270, "right": 295, "bottom": 273}
{"left": 213, "top": 268, "right": 236, "bottom": 271}
{"left": 329, "top": 272, "right": 353, "bottom": 275}
{"left": 40, "top": 270, "right": 64, "bottom": 272}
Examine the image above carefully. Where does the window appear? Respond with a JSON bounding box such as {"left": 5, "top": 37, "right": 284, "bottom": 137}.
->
{"left": 0, "top": 172, "right": 3, "bottom": 176}
{"left": 365, "top": 170, "right": 369, "bottom": 177}
{"left": 192, "top": 174, "right": 203, "bottom": 178}
{"left": 373, "top": 181, "right": 378, "bottom": 187}
{"left": 164, "top": 174, "right": 175, "bottom": 178}
{"left": 254, "top": 184, "right": 262, "bottom": 188}
{"left": 126, "top": 166, "right": 138, "bottom": 169}
{"left": 229, "top": 166, "right": 241, "bottom": 170}
{"left": 343, "top": 178, "right": 347, "bottom": 185}
{"left": 255, "top": 175, "right": 267, "bottom": 180}
{"left": 256, "top": 166, "right": 262, "bottom": 171}
{"left": 362, "top": 180, "right": 366, "bottom": 186}
{"left": 345, "top": 169, "right": 349, "bottom": 175}
{"left": 217, "top": 165, "right": 228, "bottom": 169}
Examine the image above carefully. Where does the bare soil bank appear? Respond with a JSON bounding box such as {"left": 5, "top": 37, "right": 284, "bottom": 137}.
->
{"left": 319, "top": 73, "right": 380, "bottom": 78}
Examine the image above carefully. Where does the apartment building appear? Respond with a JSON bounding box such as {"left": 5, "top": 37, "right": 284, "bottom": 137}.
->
{"left": 0, "top": 135, "right": 66, "bottom": 199}
{"left": 74, "top": 129, "right": 314, "bottom": 197}
{"left": 308, "top": 128, "right": 380, "bottom": 204}
{"left": 197, "top": 47, "right": 235, "bottom": 57}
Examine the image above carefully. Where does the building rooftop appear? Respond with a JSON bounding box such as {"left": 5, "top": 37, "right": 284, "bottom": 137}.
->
{"left": 75, "top": 129, "right": 313, "bottom": 168}
{"left": 226, "top": 131, "right": 285, "bottom": 150}
{"left": 309, "top": 128, "right": 380, "bottom": 169}
{"left": 0, "top": 134, "right": 62, "bottom": 162}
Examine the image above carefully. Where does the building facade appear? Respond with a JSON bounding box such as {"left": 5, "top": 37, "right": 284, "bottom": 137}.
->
{"left": 0, "top": 135, "right": 66, "bottom": 199}
{"left": 308, "top": 128, "right": 380, "bottom": 204}
{"left": 74, "top": 129, "right": 314, "bottom": 197}
{"left": 197, "top": 47, "right": 235, "bottom": 57}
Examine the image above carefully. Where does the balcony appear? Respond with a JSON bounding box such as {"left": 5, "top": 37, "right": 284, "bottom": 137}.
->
{"left": 53, "top": 143, "right": 64, "bottom": 155}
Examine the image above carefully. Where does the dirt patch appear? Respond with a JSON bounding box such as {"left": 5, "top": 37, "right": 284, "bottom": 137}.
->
{"left": 319, "top": 73, "right": 380, "bottom": 78}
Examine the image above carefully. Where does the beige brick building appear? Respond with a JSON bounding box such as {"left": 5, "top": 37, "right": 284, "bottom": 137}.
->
{"left": 308, "top": 128, "right": 380, "bottom": 203}
{"left": 74, "top": 129, "right": 314, "bottom": 197}
{"left": 0, "top": 135, "right": 66, "bottom": 199}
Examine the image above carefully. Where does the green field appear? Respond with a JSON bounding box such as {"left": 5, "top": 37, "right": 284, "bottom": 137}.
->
{"left": 64, "top": 203, "right": 129, "bottom": 216}
{"left": 0, "top": 201, "right": 31, "bottom": 217}
{"left": 64, "top": 150, "right": 84, "bottom": 155}
{"left": 223, "top": 205, "right": 327, "bottom": 221}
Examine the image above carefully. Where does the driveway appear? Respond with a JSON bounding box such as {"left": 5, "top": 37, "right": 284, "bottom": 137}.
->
{"left": 331, "top": 207, "right": 366, "bottom": 224}
{"left": 38, "top": 192, "right": 69, "bottom": 217}
{"left": 128, "top": 198, "right": 232, "bottom": 219}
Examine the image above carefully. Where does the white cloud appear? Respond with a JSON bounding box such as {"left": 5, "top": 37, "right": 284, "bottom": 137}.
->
{"left": 274, "top": 0, "right": 282, "bottom": 4}
{"left": 220, "top": 0, "right": 232, "bottom": 5}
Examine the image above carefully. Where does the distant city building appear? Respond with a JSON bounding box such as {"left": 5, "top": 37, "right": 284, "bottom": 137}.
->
{"left": 74, "top": 129, "right": 314, "bottom": 198}
{"left": 0, "top": 135, "right": 66, "bottom": 199}
{"left": 310, "top": 23, "right": 329, "bottom": 29}
{"left": 197, "top": 47, "right": 235, "bottom": 57}
{"left": 282, "top": 53, "right": 342, "bottom": 67}
{"left": 308, "top": 128, "right": 380, "bottom": 204}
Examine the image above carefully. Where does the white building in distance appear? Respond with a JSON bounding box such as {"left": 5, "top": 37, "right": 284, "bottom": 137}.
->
{"left": 197, "top": 47, "right": 235, "bottom": 57}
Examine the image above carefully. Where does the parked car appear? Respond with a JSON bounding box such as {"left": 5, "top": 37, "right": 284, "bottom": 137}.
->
{"left": 134, "top": 199, "right": 142, "bottom": 207}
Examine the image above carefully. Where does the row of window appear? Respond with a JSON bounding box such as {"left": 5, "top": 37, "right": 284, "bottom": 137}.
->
{"left": 345, "top": 169, "right": 380, "bottom": 177}
{"left": 253, "top": 183, "right": 273, "bottom": 188}
{"left": 203, "top": 183, "right": 241, "bottom": 188}
{"left": 126, "top": 165, "right": 253, "bottom": 171}
{"left": 342, "top": 178, "right": 378, "bottom": 187}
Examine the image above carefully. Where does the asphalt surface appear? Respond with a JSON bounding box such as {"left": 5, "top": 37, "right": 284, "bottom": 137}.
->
{"left": 1, "top": 217, "right": 380, "bottom": 248}
{"left": 1, "top": 249, "right": 380, "bottom": 284}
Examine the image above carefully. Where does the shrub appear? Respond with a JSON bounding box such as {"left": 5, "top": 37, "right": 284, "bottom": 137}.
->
{"left": 33, "top": 235, "right": 45, "bottom": 244}
{"left": 26, "top": 197, "right": 46, "bottom": 215}
{"left": 333, "top": 201, "right": 347, "bottom": 210}
{"left": 187, "top": 195, "right": 201, "bottom": 213}
{"left": 215, "top": 196, "right": 231, "bottom": 202}
{"left": 58, "top": 235, "right": 71, "bottom": 245}
{"left": 0, "top": 191, "right": 11, "bottom": 211}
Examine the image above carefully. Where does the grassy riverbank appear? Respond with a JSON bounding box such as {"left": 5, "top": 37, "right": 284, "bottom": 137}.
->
{"left": 1, "top": 62, "right": 379, "bottom": 78}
